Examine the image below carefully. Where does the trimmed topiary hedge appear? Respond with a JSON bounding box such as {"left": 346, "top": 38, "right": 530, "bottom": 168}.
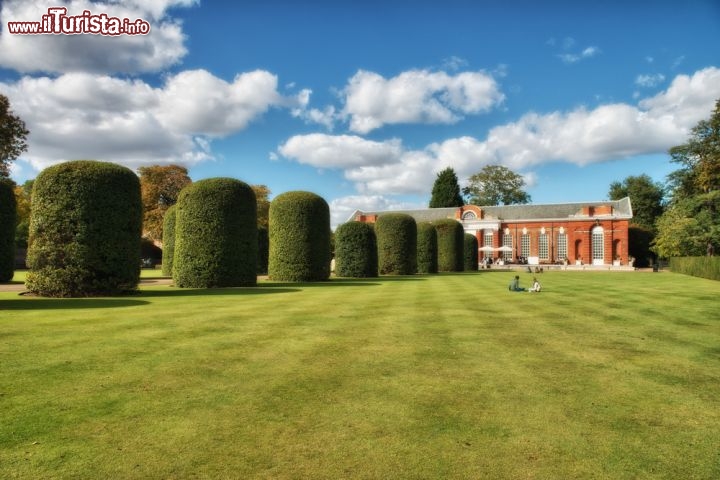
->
{"left": 173, "top": 178, "right": 257, "bottom": 288}
{"left": 161, "top": 204, "right": 177, "bottom": 276}
{"left": 26, "top": 160, "right": 142, "bottom": 296}
{"left": 464, "top": 233, "right": 478, "bottom": 271}
{"left": 435, "top": 219, "right": 464, "bottom": 272}
{"left": 670, "top": 256, "right": 720, "bottom": 281}
{"left": 416, "top": 222, "right": 438, "bottom": 274}
{"left": 268, "top": 191, "right": 331, "bottom": 282}
{"left": 0, "top": 180, "right": 16, "bottom": 282}
{"left": 376, "top": 213, "right": 417, "bottom": 275}
{"left": 335, "top": 221, "right": 378, "bottom": 278}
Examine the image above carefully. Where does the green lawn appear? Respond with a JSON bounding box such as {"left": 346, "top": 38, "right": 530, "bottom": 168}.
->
{"left": 1, "top": 271, "right": 718, "bottom": 479}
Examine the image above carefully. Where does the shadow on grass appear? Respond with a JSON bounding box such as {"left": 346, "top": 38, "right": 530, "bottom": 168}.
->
{"left": 0, "top": 298, "right": 149, "bottom": 310}
{"left": 138, "top": 286, "right": 301, "bottom": 297}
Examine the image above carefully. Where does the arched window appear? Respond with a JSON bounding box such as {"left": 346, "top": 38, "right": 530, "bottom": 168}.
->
{"left": 591, "top": 225, "right": 604, "bottom": 265}
{"left": 462, "top": 211, "right": 476, "bottom": 220}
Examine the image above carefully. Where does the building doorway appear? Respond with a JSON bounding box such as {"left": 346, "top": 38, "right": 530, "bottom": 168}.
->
{"left": 592, "top": 225, "right": 605, "bottom": 265}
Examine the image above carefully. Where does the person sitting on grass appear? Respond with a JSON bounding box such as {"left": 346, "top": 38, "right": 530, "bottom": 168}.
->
{"left": 508, "top": 275, "right": 526, "bottom": 292}
{"left": 528, "top": 277, "right": 542, "bottom": 293}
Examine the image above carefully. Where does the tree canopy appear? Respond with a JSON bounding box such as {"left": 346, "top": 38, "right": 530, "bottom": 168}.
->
{"left": 653, "top": 99, "right": 720, "bottom": 258}
{"left": 429, "top": 167, "right": 464, "bottom": 208}
{"left": 138, "top": 165, "right": 192, "bottom": 242}
{"left": 0, "top": 94, "right": 29, "bottom": 178}
{"left": 463, "top": 165, "right": 531, "bottom": 206}
{"left": 608, "top": 174, "right": 665, "bottom": 232}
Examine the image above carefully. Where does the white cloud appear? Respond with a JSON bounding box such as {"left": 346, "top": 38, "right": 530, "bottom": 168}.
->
{"left": 635, "top": 73, "right": 665, "bottom": 88}
{"left": 0, "top": 0, "right": 195, "bottom": 74}
{"left": 280, "top": 67, "right": 720, "bottom": 197}
{"left": 1, "top": 69, "right": 302, "bottom": 173}
{"left": 342, "top": 69, "right": 504, "bottom": 134}
{"left": 329, "top": 195, "right": 423, "bottom": 229}
{"left": 557, "top": 45, "right": 601, "bottom": 64}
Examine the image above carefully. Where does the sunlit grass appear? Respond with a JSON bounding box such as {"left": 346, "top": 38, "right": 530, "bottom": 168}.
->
{"left": 1, "top": 271, "right": 718, "bottom": 478}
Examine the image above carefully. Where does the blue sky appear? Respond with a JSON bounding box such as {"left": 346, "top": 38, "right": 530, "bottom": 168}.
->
{"left": 1, "top": 0, "right": 719, "bottom": 226}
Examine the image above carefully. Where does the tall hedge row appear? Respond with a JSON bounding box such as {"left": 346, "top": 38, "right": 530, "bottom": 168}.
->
{"left": 26, "top": 160, "right": 142, "bottom": 296}
{"left": 161, "top": 205, "right": 177, "bottom": 276}
{"left": 416, "top": 222, "right": 438, "bottom": 274}
{"left": 435, "top": 219, "right": 464, "bottom": 272}
{"left": 257, "top": 227, "right": 269, "bottom": 275}
{"left": 464, "top": 233, "right": 478, "bottom": 271}
{"left": 173, "top": 178, "right": 257, "bottom": 288}
{"left": 0, "top": 180, "right": 16, "bottom": 282}
{"left": 376, "top": 213, "right": 417, "bottom": 275}
{"left": 269, "top": 191, "right": 331, "bottom": 282}
{"left": 670, "top": 256, "right": 720, "bottom": 281}
{"left": 335, "top": 221, "right": 378, "bottom": 278}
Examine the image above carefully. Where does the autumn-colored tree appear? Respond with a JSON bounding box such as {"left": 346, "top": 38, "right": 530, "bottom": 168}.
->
{"left": 252, "top": 185, "right": 271, "bottom": 229}
{"left": 13, "top": 179, "right": 32, "bottom": 248}
{"left": 138, "top": 165, "right": 192, "bottom": 242}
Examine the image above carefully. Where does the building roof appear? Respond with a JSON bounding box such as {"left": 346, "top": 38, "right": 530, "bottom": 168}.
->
{"left": 348, "top": 197, "right": 633, "bottom": 223}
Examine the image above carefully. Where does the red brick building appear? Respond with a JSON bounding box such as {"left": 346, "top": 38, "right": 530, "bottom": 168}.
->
{"left": 351, "top": 197, "right": 633, "bottom": 266}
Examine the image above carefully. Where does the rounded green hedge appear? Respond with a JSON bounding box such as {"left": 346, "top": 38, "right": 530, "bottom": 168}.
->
{"left": 335, "top": 221, "right": 378, "bottom": 278}
{"left": 268, "top": 191, "right": 331, "bottom": 282}
{"left": 26, "top": 160, "right": 142, "bottom": 296}
{"left": 173, "top": 178, "right": 257, "bottom": 288}
{"left": 376, "top": 213, "right": 417, "bottom": 275}
{"left": 161, "top": 204, "right": 177, "bottom": 276}
{"left": 257, "top": 227, "right": 269, "bottom": 275}
{"left": 416, "top": 222, "right": 438, "bottom": 274}
{"left": 464, "top": 233, "right": 478, "bottom": 271}
{"left": 435, "top": 219, "right": 464, "bottom": 272}
{"left": 0, "top": 180, "right": 16, "bottom": 282}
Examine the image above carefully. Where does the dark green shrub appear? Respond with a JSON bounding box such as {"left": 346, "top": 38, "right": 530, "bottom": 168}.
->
{"left": 257, "top": 227, "right": 269, "bottom": 275}
{"left": 629, "top": 225, "right": 655, "bottom": 268}
{"left": 269, "top": 191, "right": 331, "bottom": 282}
{"left": 173, "top": 178, "right": 257, "bottom": 288}
{"left": 0, "top": 180, "right": 16, "bottom": 282}
{"left": 416, "top": 222, "right": 438, "bottom": 274}
{"left": 435, "top": 219, "right": 464, "bottom": 272}
{"left": 670, "top": 257, "right": 720, "bottom": 281}
{"left": 141, "top": 238, "right": 162, "bottom": 268}
{"left": 26, "top": 160, "right": 142, "bottom": 296}
{"left": 161, "top": 205, "right": 177, "bottom": 276}
{"left": 335, "top": 221, "right": 378, "bottom": 278}
{"left": 376, "top": 213, "right": 417, "bottom": 275}
{"left": 464, "top": 233, "right": 478, "bottom": 271}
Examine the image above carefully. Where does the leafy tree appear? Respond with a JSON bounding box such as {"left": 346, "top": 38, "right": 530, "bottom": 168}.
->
{"left": 13, "top": 180, "right": 32, "bottom": 248}
{"left": 0, "top": 94, "right": 29, "bottom": 178}
{"left": 252, "top": 184, "right": 271, "bottom": 229}
{"left": 608, "top": 175, "right": 665, "bottom": 232}
{"left": 429, "top": 167, "right": 464, "bottom": 208}
{"left": 0, "top": 179, "right": 16, "bottom": 281}
{"left": 463, "top": 165, "right": 531, "bottom": 206}
{"left": 654, "top": 99, "right": 720, "bottom": 258}
{"left": 138, "top": 165, "right": 192, "bottom": 242}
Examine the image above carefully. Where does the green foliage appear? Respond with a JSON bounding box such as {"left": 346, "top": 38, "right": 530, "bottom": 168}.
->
{"left": 416, "top": 222, "right": 438, "bottom": 274}
{"left": 138, "top": 165, "right": 191, "bottom": 242}
{"left": 608, "top": 174, "right": 665, "bottom": 231}
{"left": 653, "top": 192, "right": 720, "bottom": 258}
{"left": 463, "top": 233, "right": 478, "bottom": 271}
{"left": 429, "top": 167, "right": 464, "bottom": 208}
{"left": 0, "top": 179, "right": 16, "bottom": 281}
{"left": 25, "top": 160, "right": 142, "bottom": 296}
{"left": 334, "top": 221, "right": 378, "bottom": 278}
{"left": 376, "top": 213, "right": 417, "bottom": 275}
{"left": 670, "top": 256, "right": 720, "bottom": 281}
{"left": 257, "top": 227, "right": 269, "bottom": 275}
{"left": 268, "top": 191, "right": 331, "bottom": 282}
{"left": 0, "top": 94, "right": 29, "bottom": 178}
{"left": 173, "top": 178, "right": 257, "bottom": 288}
{"left": 434, "top": 219, "right": 464, "bottom": 272}
{"left": 161, "top": 205, "right": 177, "bottom": 276}
{"left": 463, "top": 165, "right": 531, "bottom": 206}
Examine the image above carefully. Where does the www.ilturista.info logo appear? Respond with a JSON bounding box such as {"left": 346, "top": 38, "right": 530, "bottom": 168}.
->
{"left": 7, "top": 7, "right": 151, "bottom": 35}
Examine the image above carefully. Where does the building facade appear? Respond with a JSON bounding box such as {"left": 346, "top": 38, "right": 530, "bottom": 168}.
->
{"left": 351, "top": 197, "right": 633, "bottom": 266}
